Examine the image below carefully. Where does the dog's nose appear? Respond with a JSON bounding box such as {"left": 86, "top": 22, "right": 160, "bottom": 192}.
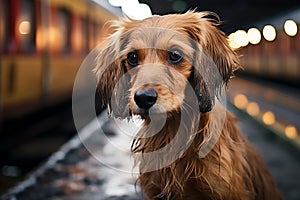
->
{"left": 134, "top": 88, "right": 158, "bottom": 110}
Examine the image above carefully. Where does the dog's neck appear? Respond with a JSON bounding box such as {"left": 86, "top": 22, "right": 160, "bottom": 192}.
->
{"left": 131, "top": 111, "right": 211, "bottom": 198}
{"left": 131, "top": 110, "right": 210, "bottom": 169}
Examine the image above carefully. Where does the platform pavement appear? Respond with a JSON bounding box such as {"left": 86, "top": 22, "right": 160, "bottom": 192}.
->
{"left": 2, "top": 104, "right": 300, "bottom": 200}
{"left": 229, "top": 103, "right": 300, "bottom": 200}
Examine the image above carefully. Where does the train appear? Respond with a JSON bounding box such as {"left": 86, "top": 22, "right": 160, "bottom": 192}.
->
{"left": 233, "top": 8, "right": 300, "bottom": 85}
{"left": 1, "top": 1, "right": 299, "bottom": 120}
{"left": 0, "top": 0, "right": 121, "bottom": 119}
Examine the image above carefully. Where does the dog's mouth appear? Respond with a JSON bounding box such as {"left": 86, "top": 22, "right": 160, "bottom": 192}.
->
{"left": 131, "top": 108, "right": 150, "bottom": 119}
{"left": 130, "top": 104, "right": 167, "bottom": 120}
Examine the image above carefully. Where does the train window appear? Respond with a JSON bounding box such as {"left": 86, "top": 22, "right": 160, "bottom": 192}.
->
{"left": 81, "top": 17, "right": 88, "bottom": 53}
{"left": 1, "top": 1, "right": 9, "bottom": 51}
{"left": 88, "top": 21, "right": 94, "bottom": 49}
{"left": 19, "top": 0, "right": 36, "bottom": 52}
{"left": 57, "top": 8, "right": 71, "bottom": 53}
{"left": 88, "top": 20, "right": 101, "bottom": 49}
{"left": 93, "top": 22, "right": 100, "bottom": 47}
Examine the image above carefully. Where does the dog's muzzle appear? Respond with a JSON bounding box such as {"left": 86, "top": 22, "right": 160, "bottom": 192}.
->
{"left": 134, "top": 88, "right": 158, "bottom": 110}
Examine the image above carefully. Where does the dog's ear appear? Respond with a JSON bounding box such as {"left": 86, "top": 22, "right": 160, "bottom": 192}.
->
{"left": 184, "top": 11, "right": 240, "bottom": 84}
{"left": 183, "top": 11, "right": 240, "bottom": 112}
{"left": 93, "top": 26, "right": 126, "bottom": 115}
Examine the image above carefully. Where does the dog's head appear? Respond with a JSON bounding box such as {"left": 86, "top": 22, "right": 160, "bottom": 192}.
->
{"left": 94, "top": 11, "right": 239, "bottom": 118}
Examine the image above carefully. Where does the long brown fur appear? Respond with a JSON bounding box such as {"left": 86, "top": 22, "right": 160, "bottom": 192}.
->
{"left": 94, "top": 11, "right": 283, "bottom": 200}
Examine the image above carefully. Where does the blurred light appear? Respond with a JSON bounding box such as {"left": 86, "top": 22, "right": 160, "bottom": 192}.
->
{"left": 234, "top": 94, "right": 248, "bottom": 109}
{"left": 172, "top": 0, "right": 187, "bottom": 12}
{"left": 108, "top": 0, "right": 128, "bottom": 7}
{"left": 247, "top": 28, "right": 261, "bottom": 45}
{"left": 122, "top": 3, "right": 152, "bottom": 20}
{"left": 284, "top": 20, "right": 298, "bottom": 37}
{"left": 36, "top": 28, "right": 44, "bottom": 51}
{"left": 108, "top": 0, "right": 152, "bottom": 20}
{"left": 262, "top": 111, "right": 275, "bottom": 125}
{"left": 228, "top": 33, "right": 241, "bottom": 49}
{"left": 2, "top": 165, "right": 21, "bottom": 177}
{"left": 246, "top": 102, "right": 260, "bottom": 116}
{"left": 49, "top": 27, "right": 60, "bottom": 50}
{"left": 285, "top": 125, "right": 298, "bottom": 139}
{"left": 233, "top": 30, "right": 249, "bottom": 47}
{"left": 19, "top": 21, "right": 31, "bottom": 35}
{"left": 263, "top": 25, "right": 276, "bottom": 41}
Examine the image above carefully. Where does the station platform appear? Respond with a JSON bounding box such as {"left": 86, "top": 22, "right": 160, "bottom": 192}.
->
{"left": 2, "top": 79, "right": 300, "bottom": 200}
{"left": 2, "top": 112, "right": 142, "bottom": 200}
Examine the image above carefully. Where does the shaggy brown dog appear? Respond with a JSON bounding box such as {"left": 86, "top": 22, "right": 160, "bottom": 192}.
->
{"left": 95, "top": 11, "right": 283, "bottom": 200}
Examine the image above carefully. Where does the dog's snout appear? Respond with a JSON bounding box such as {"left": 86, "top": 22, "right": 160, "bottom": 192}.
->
{"left": 134, "top": 88, "right": 158, "bottom": 110}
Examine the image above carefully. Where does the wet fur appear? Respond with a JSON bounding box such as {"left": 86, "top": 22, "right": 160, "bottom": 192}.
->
{"left": 94, "top": 11, "right": 283, "bottom": 200}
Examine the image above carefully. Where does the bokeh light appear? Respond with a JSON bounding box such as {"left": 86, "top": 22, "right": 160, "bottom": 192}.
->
{"left": 262, "top": 111, "right": 276, "bottom": 125}
{"left": 246, "top": 102, "right": 260, "bottom": 116}
{"left": 228, "top": 33, "right": 241, "bottom": 49}
{"left": 234, "top": 94, "right": 248, "bottom": 109}
{"left": 234, "top": 30, "right": 249, "bottom": 47}
{"left": 263, "top": 25, "right": 276, "bottom": 41}
{"left": 284, "top": 20, "right": 298, "bottom": 37}
{"left": 285, "top": 125, "right": 298, "bottom": 139}
{"left": 108, "top": 0, "right": 152, "bottom": 20}
{"left": 247, "top": 28, "right": 261, "bottom": 45}
{"left": 172, "top": 0, "right": 187, "bottom": 12}
{"left": 19, "top": 21, "right": 31, "bottom": 35}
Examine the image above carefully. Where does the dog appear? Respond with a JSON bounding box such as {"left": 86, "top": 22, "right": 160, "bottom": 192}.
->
{"left": 94, "top": 11, "right": 283, "bottom": 200}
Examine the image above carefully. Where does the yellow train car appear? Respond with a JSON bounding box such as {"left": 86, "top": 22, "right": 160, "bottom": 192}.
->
{"left": 0, "top": 0, "right": 120, "bottom": 119}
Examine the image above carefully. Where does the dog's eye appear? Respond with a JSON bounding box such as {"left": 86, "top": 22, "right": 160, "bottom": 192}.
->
{"left": 127, "top": 51, "right": 139, "bottom": 67}
{"left": 168, "top": 49, "right": 183, "bottom": 64}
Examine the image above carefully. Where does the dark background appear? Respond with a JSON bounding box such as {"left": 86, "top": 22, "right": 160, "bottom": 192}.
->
{"left": 140, "top": 0, "right": 300, "bottom": 33}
